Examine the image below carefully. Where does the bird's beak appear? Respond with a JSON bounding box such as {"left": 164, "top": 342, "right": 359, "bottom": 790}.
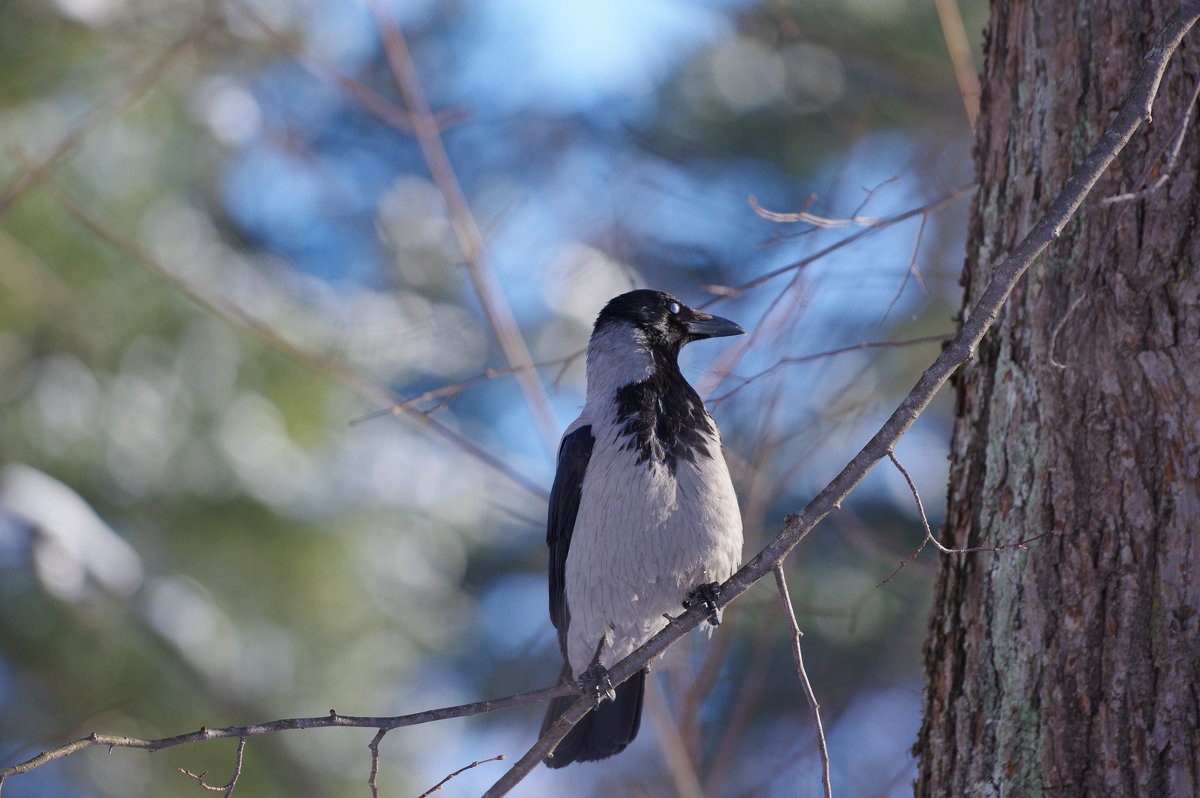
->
{"left": 684, "top": 309, "right": 745, "bottom": 340}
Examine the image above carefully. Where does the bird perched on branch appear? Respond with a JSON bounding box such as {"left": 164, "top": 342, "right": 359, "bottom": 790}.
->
{"left": 541, "top": 289, "right": 745, "bottom": 767}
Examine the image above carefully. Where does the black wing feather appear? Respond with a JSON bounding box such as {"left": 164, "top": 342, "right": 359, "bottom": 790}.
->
{"left": 547, "top": 424, "right": 594, "bottom": 654}
{"left": 542, "top": 423, "right": 645, "bottom": 766}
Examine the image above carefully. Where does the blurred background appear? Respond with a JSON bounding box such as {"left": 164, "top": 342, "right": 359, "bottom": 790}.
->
{"left": 0, "top": 0, "right": 983, "bottom": 795}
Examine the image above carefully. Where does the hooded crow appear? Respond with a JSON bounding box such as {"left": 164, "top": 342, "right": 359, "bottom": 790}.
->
{"left": 541, "top": 289, "right": 745, "bottom": 767}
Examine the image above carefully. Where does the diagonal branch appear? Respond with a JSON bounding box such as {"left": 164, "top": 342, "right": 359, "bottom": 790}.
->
{"left": 774, "top": 564, "right": 832, "bottom": 798}
{"left": 369, "top": 1, "right": 561, "bottom": 453}
{"left": 0, "top": 688, "right": 572, "bottom": 784}
{"left": 877, "top": 451, "right": 1050, "bottom": 586}
{"left": 481, "top": 4, "right": 1200, "bottom": 793}
{"left": 4, "top": 4, "right": 1197, "bottom": 795}
{"left": 36, "top": 173, "right": 548, "bottom": 502}
{"left": 0, "top": 21, "right": 208, "bottom": 217}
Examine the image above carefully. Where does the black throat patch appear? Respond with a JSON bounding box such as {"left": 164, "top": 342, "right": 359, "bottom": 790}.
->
{"left": 613, "top": 356, "right": 714, "bottom": 474}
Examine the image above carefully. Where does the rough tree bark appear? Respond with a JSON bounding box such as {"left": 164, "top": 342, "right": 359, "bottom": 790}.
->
{"left": 916, "top": 2, "right": 1200, "bottom": 797}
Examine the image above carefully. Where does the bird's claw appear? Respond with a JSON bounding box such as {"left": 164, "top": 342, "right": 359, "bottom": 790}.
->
{"left": 684, "top": 581, "right": 722, "bottom": 626}
{"left": 577, "top": 664, "right": 616, "bottom": 708}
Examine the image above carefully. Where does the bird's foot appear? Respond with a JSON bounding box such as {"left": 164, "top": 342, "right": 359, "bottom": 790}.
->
{"left": 576, "top": 663, "right": 616, "bottom": 708}
{"left": 684, "top": 581, "right": 722, "bottom": 626}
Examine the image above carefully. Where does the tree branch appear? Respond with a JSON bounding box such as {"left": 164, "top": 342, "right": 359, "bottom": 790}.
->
{"left": 4, "top": 4, "right": 1197, "bottom": 796}
{"left": 32, "top": 171, "right": 549, "bottom": 503}
{"left": 0, "top": 687, "right": 572, "bottom": 786}
{"left": 369, "top": 1, "right": 562, "bottom": 453}
{"left": 417, "top": 755, "right": 505, "bottom": 798}
{"left": 0, "top": 21, "right": 208, "bottom": 217}
{"left": 482, "top": 4, "right": 1200, "bottom": 793}
{"left": 774, "top": 564, "right": 832, "bottom": 798}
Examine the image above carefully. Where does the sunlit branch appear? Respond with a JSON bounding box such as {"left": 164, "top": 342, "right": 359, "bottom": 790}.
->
{"left": 369, "top": 1, "right": 562, "bottom": 453}
{"left": 698, "top": 184, "right": 970, "bottom": 399}
{"left": 749, "top": 195, "right": 887, "bottom": 227}
{"left": 710, "top": 334, "right": 952, "bottom": 405}
{"left": 35, "top": 172, "right": 549, "bottom": 503}
{"left": 774, "top": 564, "right": 832, "bottom": 798}
{"left": 417, "top": 755, "right": 506, "bottom": 798}
{"left": 705, "top": 184, "right": 975, "bottom": 302}
{"left": 4, "top": 4, "right": 1197, "bottom": 795}
{"left": 876, "top": 452, "right": 1050, "bottom": 587}
{"left": 0, "top": 687, "right": 572, "bottom": 787}
{"left": 934, "top": 0, "right": 982, "bottom": 130}
{"left": 0, "top": 22, "right": 208, "bottom": 218}
{"left": 482, "top": 5, "right": 1200, "bottom": 793}
{"left": 230, "top": 0, "right": 470, "bottom": 138}
{"left": 178, "top": 735, "right": 246, "bottom": 796}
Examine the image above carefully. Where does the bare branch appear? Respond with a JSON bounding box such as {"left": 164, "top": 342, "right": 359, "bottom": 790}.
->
{"left": 368, "top": 1, "right": 561, "bottom": 453}
{"left": 0, "top": 689, "right": 571, "bottom": 785}
{"left": 877, "top": 451, "right": 1052, "bottom": 586}
{"left": 179, "top": 736, "right": 247, "bottom": 796}
{"left": 877, "top": 212, "right": 931, "bottom": 326}
{"left": 0, "top": 21, "right": 208, "bottom": 217}
{"left": 417, "top": 755, "right": 505, "bottom": 798}
{"left": 750, "top": 195, "right": 886, "bottom": 228}
{"left": 32, "top": 171, "right": 549, "bottom": 503}
{"left": 934, "top": 0, "right": 982, "bottom": 130}
{"left": 5, "top": 5, "right": 1197, "bottom": 796}
{"left": 1099, "top": 74, "right": 1200, "bottom": 205}
{"left": 774, "top": 564, "right": 832, "bottom": 798}
{"left": 644, "top": 680, "right": 705, "bottom": 798}
{"left": 479, "top": 5, "right": 1200, "bottom": 791}
{"left": 707, "top": 184, "right": 974, "bottom": 302}
{"left": 710, "top": 334, "right": 951, "bottom": 405}
{"left": 367, "top": 729, "right": 387, "bottom": 798}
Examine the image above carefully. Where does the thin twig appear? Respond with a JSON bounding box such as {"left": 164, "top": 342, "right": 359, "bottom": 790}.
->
{"left": 877, "top": 212, "right": 931, "bottom": 326}
{"left": 750, "top": 196, "right": 886, "bottom": 227}
{"left": 417, "top": 755, "right": 505, "bottom": 798}
{"left": 934, "top": 0, "right": 982, "bottom": 130}
{"left": 644, "top": 679, "right": 706, "bottom": 798}
{"left": 1099, "top": 74, "right": 1200, "bottom": 205}
{"left": 179, "top": 736, "right": 247, "bottom": 797}
{"left": 481, "top": 7, "right": 1200, "bottom": 793}
{"left": 4, "top": 6, "right": 1197, "bottom": 796}
{"left": 774, "top": 564, "right": 832, "bottom": 798}
{"left": 369, "top": 1, "right": 560, "bottom": 453}
{"left": 1050, "top": 72, "right": 1200, "bottom": 368}
{"left": 0, "top": 692, "right": 572, "bottom": 784}
{"left": 710, "top": 334, "right": 951, "bottom": 405}
{"left": 709, "top": 185, "right": 975, "bottom": 302}
{"left": 0, "top": 21, "right": 208, "bottom": 217}
{"left": 876, "top": 452, "right": 1051, "bottom": 586}
{"left": 33, "top": 171, "right": 548, "bottom": 502}
{"left": 347, "top": 355, "right": 579, "bottom": 426}
{"left": 367, "top": 729, "right": 387, "bottom": 798}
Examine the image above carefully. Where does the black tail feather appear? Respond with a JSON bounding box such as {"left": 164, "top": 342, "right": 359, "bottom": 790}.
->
{"left": 540, "top": 667, "right": 646, "bottom": 768}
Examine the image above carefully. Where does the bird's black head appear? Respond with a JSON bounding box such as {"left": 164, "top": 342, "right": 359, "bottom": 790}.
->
{"left": 594, "top": 290, "right": 744, "bottom": 356}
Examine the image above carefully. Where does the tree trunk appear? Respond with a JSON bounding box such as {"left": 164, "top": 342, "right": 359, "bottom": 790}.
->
{"left": 915, "top": 2, "right": 1200, "bottom": 796}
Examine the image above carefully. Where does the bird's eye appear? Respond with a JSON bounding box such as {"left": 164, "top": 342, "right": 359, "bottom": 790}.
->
{"left": 668, "top": 301, "right": 681, "bottom": 315}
